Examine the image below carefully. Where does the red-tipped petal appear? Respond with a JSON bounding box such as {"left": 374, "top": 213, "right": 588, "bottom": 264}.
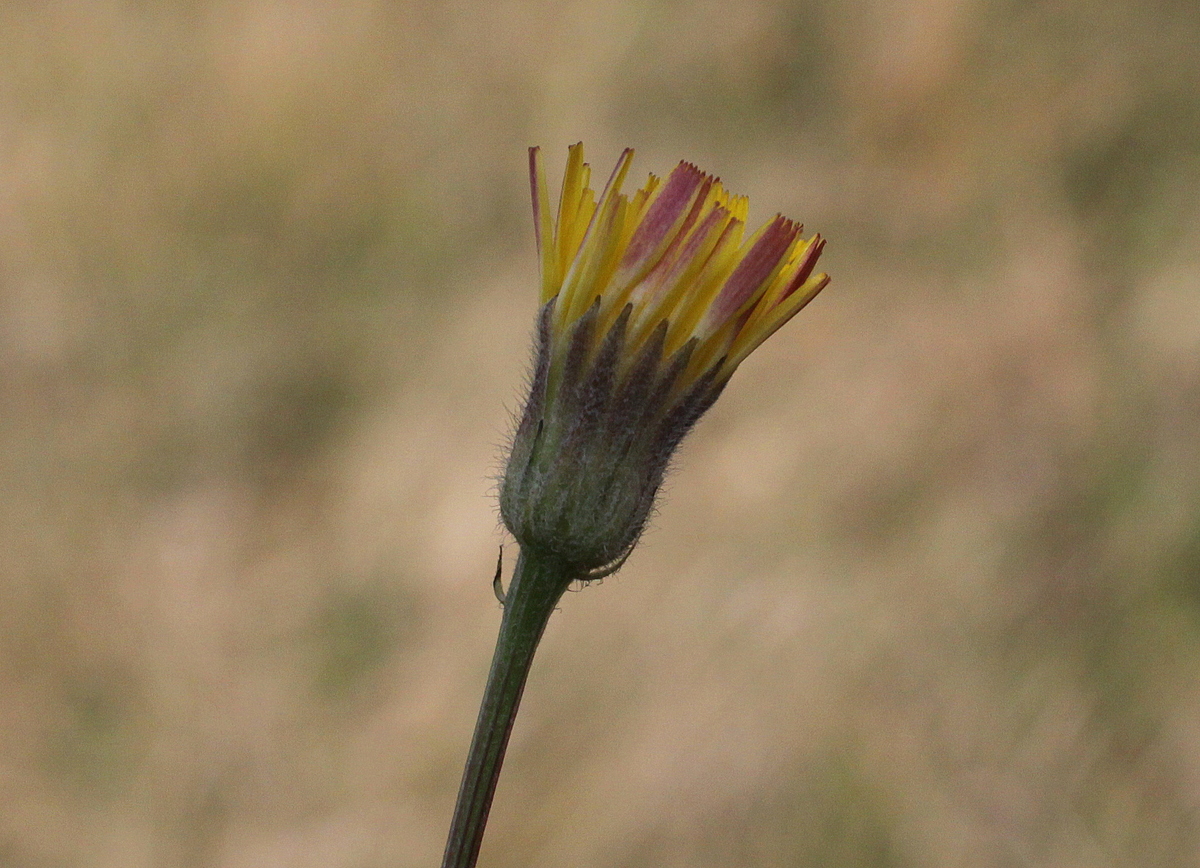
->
{"left": 777, "top": 235, "right": 825, "bottom": 305}
{"left": 529, "top": 147, "right": 543, "bottom": 255}
{"left": 618, "top": 162, "right": 708, "bottom": 274}
{"left": 707, "top": 216, "right": 800, "bottom": 326}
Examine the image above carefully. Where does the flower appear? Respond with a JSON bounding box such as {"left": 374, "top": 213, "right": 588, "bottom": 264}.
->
{"left": 500, "top": 143, "right": 829, "bottom": 578}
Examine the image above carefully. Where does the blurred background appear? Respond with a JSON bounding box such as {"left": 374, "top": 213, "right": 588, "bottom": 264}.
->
{"left": 2, "top": 1, "right": 1199, "bottom": 865}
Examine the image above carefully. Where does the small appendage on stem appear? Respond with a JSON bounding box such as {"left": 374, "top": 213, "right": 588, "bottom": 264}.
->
{"left": 492, "top": 546, "right": 506, "bottom": 605}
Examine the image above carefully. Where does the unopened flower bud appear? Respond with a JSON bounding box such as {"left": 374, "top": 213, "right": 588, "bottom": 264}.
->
{"left": 500, "top": 144, "right": 829, "bottom": 578}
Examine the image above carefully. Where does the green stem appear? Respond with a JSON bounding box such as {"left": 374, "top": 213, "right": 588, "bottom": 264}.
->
{"left": 441, "top": 549, "right": 573, "bottom": 868}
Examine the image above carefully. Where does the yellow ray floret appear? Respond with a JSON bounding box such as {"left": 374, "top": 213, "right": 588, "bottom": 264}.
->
{"left": 528, "top": 143, "right": 828, "bottom": 386}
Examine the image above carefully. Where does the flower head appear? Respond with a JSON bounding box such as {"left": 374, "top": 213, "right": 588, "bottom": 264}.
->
{"left": 501, "top": 143, "right": 828, "bottom": 577}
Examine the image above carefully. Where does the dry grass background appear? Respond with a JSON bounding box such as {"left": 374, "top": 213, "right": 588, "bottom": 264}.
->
{"left": 2, "top": 1, "right": 1200, "bottom": 866}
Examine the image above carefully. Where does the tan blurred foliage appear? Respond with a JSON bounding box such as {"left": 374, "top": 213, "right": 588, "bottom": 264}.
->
{"left": 2, "top": 1, "right": 1199, "bottom": 866}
